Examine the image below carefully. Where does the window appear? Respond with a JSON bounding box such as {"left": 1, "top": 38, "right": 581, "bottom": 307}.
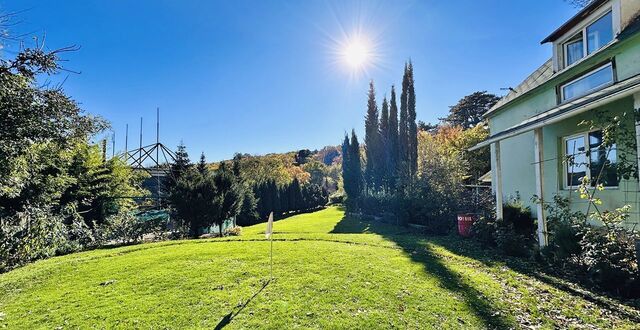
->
{"left": 561, "top": 10, "right": 613, "bottom": 68}
{"left": 587, "top": 11, "right": 613, "bottom": 55}
{"left": 564, "top": 131, "right": 617, "bottom": 189}
{"left": 564, "top": 34, "right": 584, "bottom": 66}
{"left": 561, "top": 63, "right": 613, "bottom": 101}
{"left": 565, "top": 135, "right": 587, "bottom": 187}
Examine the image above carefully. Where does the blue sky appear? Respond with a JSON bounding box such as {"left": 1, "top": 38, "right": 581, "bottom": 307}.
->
{"left": 1, "top": 0, "right": 579, "bottom": 162}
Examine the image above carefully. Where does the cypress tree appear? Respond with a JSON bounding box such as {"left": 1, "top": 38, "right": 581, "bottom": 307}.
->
{"left": 341, "top": 133, "right": 352, "bottom": 199}
{"left": 271, "top": 180, "right": 281, "bottom": 215}
{"left": 399, "top": 64, "right": 410, "bottom": 185}
{"left": 254, "top": 183, "right": 265, "bottom": 219}
{"left": 379, "top": 96, "right": 390, "bottom": 190}
{"left": 289, "top": 177, "right": 302, "bottom": 211}
{"left": 380, "top": 96, "right": 390, "bottom": 143}
{"left": 388, "top": 85, "right": 399, "bottom": 189}
{"left": 349, "top": 129, "right": 363, "bottom": 201}
{"left": 407, "top": 61, "right": 418, "bottom": 177}
{"left": 364, "top": 81, "right": 382, "bottom": 191}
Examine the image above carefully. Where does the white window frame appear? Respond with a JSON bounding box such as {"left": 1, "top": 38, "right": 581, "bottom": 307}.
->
{"left": 553, "top": 1, "right": 621, "bottom": 72}
{"left": 563, "top": 33, "right": 585, "bottom": 68}
{"left": 561, "top": 10, "right": 614, "bottom": 69}
{"left": 559, "top": 62, "right": 614, "bottom": 102}
{"left": 562, "top": 130, "right": 618, "bottom": 190}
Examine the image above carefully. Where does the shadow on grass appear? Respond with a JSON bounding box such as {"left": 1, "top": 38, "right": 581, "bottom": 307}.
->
{"left": 214, "top": 279, "right": 271, "bottom": 330}
{"left": 426, "top": 235, "right": 640, "bottom": 322}
{"left": 331, "top": 214, "right": 640, "bottom": 327}
{"left": 330, "top": 215, "right": 514, "bottom": 328}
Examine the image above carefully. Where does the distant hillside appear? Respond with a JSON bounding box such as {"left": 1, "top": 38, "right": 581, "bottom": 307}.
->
{"left": 214, "top": 146, "right": 342, "bottom": 194}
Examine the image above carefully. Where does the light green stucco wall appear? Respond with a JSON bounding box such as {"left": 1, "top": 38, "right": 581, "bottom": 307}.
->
{"left": 488, "top": 32, "right": 640, "bottom": 227}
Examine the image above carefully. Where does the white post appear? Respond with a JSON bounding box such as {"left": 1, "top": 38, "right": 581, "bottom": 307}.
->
{"left": 634, "top": 92, "right": 640, "bottom": 226}
{"left": 534, "top": 128, "right": 548, "bottom": 247}
{"left": 635, "top": 93, "right": 640, "bottom": 188}
{"left": 493, "top": 141, "right": 504, "bottom": 220}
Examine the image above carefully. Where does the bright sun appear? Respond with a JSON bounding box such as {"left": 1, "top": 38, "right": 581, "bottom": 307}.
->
{"left": 342, "top": 38, "right": 370, "bottom": 69}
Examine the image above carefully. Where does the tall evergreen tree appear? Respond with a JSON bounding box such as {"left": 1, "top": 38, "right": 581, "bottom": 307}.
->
{"left": 197, "top": 152, "right": 208, "bottom": 176}
{"left": 173, "top": 141, "right": 191, "bottom": 170}
{"left": 380, "top": 96, "right": 390, "bottom": 142}
{"left": 399, "top": 64, "right": 410, "bottom": 185}
{"left": 167, "top": 141, "right": 192, "bottom": 193}
{"left": 236, "top": 189, "right": 260, "bottom": 226}
{"left": 341, "top": 133, "right": 352, "bottom": 198}
{"left": 364, "top": 81, "right": 382, "bottom": 191}
{"left": 379, "top": 96, "right": 390, "bottom": 190}
{"left": 388, "top": 85, "right": 400, "bottom": 189}
{"left": 270, "top": 180, "right": 281, "bottom": 215}
{"left": 349, "top": 129, "right": 363, "bottom": 201}
{"left": 288, "top": 177, "right": 303, "bottom": 211}
{"left": 407, "top": 61, "right": 418, "bottom": 177}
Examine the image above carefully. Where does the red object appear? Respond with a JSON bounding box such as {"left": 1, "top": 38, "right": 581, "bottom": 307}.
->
{"left": 457, "top": 214, "right": 476, "bottom": 237}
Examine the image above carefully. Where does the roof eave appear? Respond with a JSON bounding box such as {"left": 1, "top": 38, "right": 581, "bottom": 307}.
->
{"left": 541, "top": 0, "right": 609, "bottom": 44}
{"left": 470, "top": 73, "right": 640, "bottom": 151}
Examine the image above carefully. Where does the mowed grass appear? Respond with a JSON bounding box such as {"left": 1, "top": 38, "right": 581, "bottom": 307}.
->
{"left": 1, "top": 207, "right": 640, "bottom": 329}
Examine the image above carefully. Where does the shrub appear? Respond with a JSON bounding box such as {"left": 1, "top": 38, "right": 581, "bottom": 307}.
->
{"left": 0, "top": 206, "right": 69, "bottom": 272}
{"left": 396, "top": 189, "right": 453, "bottom": 234}
{"left": 61, "top": 212, "right": 98, "bottom": 254}
{"left": 471, "top": 200, "right": 535, "bottom": 257}
{"left": 539, "top": 195, "right": 584, "bottom": 262}
{"left": 328, "top": 191, "right": 345, "bottom": 205}
{"left": 358, "top": 192, "right": 394, "bottom": 216}
{"left": 224, "top": 226, "right": 242, "bottom": 236}
{"left": 471, "top": 215, "right": 497, "bottom": 246}
{"left": 539, "top": 195, "right": 640, "bottom": 297}
{"left": 503, "top": 202, "right": 536, "bottom": 237}
{"left": 102, "top": 213, "right": 145, "bottom": 244}
{"left": 581, "top": 206, "right": 639, "bottom": 296}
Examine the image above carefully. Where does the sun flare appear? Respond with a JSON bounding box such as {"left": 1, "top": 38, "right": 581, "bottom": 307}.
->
{"left": 327, "top": 28, "right": 383, "bottom": 80}
{"left": 342, "top": 39, "right": 370, "bottom": 69}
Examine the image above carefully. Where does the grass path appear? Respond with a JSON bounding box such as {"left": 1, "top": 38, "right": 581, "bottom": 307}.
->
{"left": 1, "top": 207, "right": 639, "bottom": 329}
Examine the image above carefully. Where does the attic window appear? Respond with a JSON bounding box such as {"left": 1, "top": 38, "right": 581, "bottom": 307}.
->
{"left": 587, "top": 11, "right": 613, "bottom": 54}
{"left": 562, "top": 10, "right": 613, "bottom": 68}
{"left": 564, "top": 34, "right": 584, "bottom": 66}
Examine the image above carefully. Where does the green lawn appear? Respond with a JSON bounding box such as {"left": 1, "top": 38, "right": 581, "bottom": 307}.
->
{"left": 1, "top": 207, "right": 639, "bottom": 329}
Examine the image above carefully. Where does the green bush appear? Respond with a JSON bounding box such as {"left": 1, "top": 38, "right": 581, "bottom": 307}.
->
{"left": 540, "top": 195, "right": 584, "bottom": 262}
{"left": 328, "top": 191, "right": 345, "bottom": 205}
{"left": 471, "top": 215, "right": 497, "bottom": 246}
{"left": 0, "top": 206, "right": 69, "bottom": 272}
{"left": 396, "top": 189, "right": 453, "bottom": 234}
{"left": 101, "top": 213, "right": 145, "bottom": 244}
{"left": 471, "top": 200, "right": 535, "bottom": 257}
{"left": 358, "top": 192, "right": 394, "bottom": 216}
{"left": 581, "top": 206, "right": 639, "bottom": 296}
{"left": 540, "top": 195, "right": 640, "bottom": 297}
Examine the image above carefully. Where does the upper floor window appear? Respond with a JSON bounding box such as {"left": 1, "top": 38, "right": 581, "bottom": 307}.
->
{"left": 565, "top": 34, "right": 584, "bottom": 66}
{"left": 587, "top": 11, "right": 613, "bottom": 54}
{"left": 560, "top": 62, "right": 613, "bottom": 102}
{"left": 562, "top": 11, "right": 613, "bottom": 68}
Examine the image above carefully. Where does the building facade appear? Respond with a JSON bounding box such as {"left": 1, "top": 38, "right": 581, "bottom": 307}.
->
{"left": 474, "top": 0, "right": 640, "bottom": 246}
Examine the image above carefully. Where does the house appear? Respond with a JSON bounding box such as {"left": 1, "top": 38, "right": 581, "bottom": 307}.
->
{"left": 471, "top": 0, "right": 640, "bottom": 247}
